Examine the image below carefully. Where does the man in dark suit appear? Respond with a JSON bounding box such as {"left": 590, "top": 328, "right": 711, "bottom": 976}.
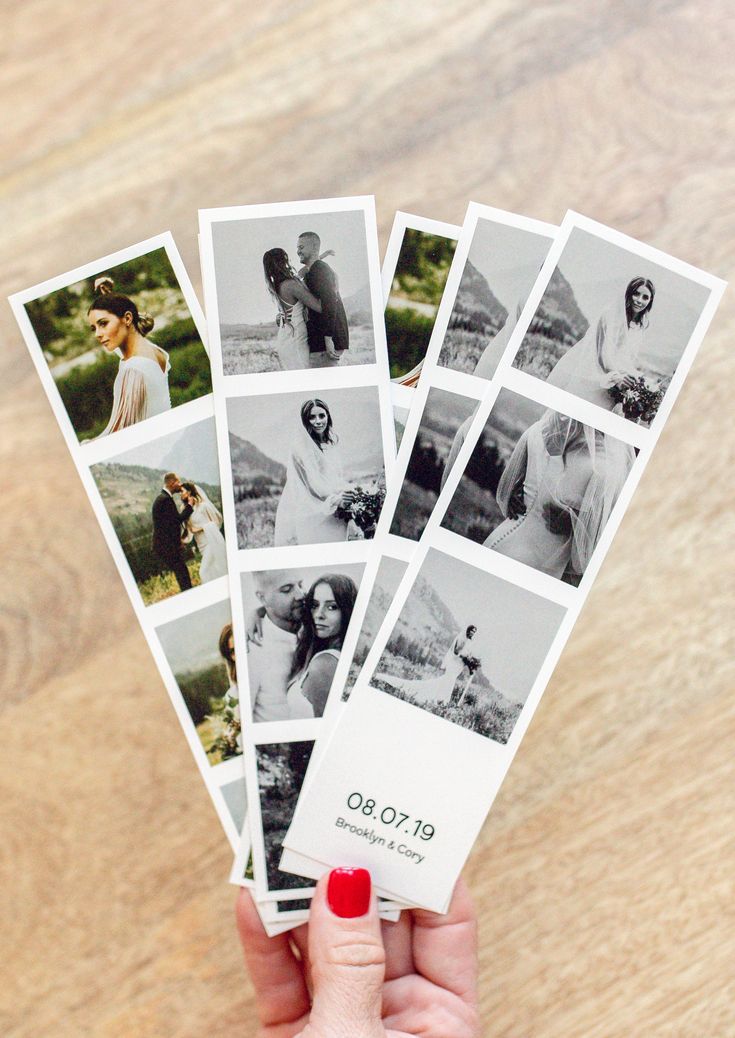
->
{"left": 151, "top": 472, "right": 194, "bottom": 592}
{"left": 297, "top": 231, "right": 349, "bottom": 365}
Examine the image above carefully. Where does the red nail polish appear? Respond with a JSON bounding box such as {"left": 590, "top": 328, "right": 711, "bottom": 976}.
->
{"left": 327, "top": 867, "right": 371, "bottom": 918}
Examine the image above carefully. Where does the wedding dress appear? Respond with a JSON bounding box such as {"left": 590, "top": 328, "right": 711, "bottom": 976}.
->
{"left": 286, "top": 648, "right": 340, "bottom": 719}
{"left": 546, "top": 299, "right": 647, "bottom": 409}
{"left": 275, "top": 298, "right": 310, "bottom": 371}
{"left": 473, "top": 300, "right": 524, "bottom": 381}
{"left": 187, "top": 490, "right": 227, "bottom": 582}
{"left": 99, "top": 348, "right": 171, "bottom": 436}
{"left": 485, "top": 414, "right": 635, "bottom": 578}
{"left": 274, "top": 423, "right": 349, "bottom": 546}
{"left": 381, "top": 634, "right": 469, "bottom": 706}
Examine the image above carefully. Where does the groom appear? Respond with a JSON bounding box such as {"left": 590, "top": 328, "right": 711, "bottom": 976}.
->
{"left": 151, "top": 472, "right": 193, "bottom": 592}
{"left": 297, "top": 231, "right": 349, "bottom": 365}
{"left": 248, "top": 570, "right": 306, "bottom": 722}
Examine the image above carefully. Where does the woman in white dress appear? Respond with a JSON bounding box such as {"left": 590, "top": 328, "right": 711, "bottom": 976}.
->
{"left": 286, "top": 574, "right": 358, "bottom": 719}
{"left": 381, "top": 625, "right": 479, "bottom": 706}
{"left": 180, "top": 482, "right": 227, "bottom": 583}
{"left": 484, "top": 410, "right": 635, "bottom": 580}
{"left": 213, "top": 623, "right": 241, "bottom": 756}
{"left": 274, "top": 399, "right": 355, "bottom": 546}
{"left": 86, "top": 277, "right": 171, "bottom": 437}
{"left": 546, "top": 277, "right": 656, "bottom": 409}
{"left": 263, "top": 248, "right": 328, "bottom": 371}
{"left": 473, "top": 299, "right": 524, "bottom": 381}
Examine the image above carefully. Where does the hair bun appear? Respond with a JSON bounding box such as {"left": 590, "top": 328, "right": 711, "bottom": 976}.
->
{"left": 137, "top": 311, "right": 155, "bottom": 336}
{"left": 94, "top": 275, "right": 115, "bottom": 296}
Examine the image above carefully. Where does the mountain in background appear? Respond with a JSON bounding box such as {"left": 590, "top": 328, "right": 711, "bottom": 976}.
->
{"left": 92, "top": 463, "right": 221, "bottom": 518}
{"left": 448, "top": 260, "right": 508, "bottom": 336}
{"left": 159, "top": 432, "right": 221, "bottom": 485}
{"left": 229, "top": 432, "right": 286, "bottom": 484}
{"left": 528, "top": 266, "right": 589, "bottom": 345}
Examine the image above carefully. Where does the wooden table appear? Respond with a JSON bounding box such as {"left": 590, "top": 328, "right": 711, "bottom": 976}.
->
{"left": 2, "top": 2, "right": 733, "bottom": 1034}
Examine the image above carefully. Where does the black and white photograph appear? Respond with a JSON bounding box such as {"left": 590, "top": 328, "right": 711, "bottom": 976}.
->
{"left": 511, "top": 226, "right": 713, "bottom": 426}
{"left": 390, "top": 388, "right": 478, "bottom": 541}
{"left": 23, "top": 246, "right": 211, "bottom": 443}
{"left": 343, "top": 555, "right": 408, "bottom": 700}
{"left": 369, "top": 549, "right": 566, "bottom": 741}
{"left": 256, "top": 740, "right": 314, "bottom": 892}
{"left": 209, "top": 210, "right": 377, "bottom": 375}
{"left": 155, "top": 599, "right": 241, "bottom": 765}
{"left": 241, "top": 562, "right": 364, "bottom": 722}
{"left": 437, "top": 216, "right": 553, "bottom": 379}
{"left": 441, "top": 389, "right": 636, "bottom": 586}
{"left": 227, "top": 387, "right": 386, "bottom": 549}
{"left": 90, "top": 418, "right": 226, "bottom": 605}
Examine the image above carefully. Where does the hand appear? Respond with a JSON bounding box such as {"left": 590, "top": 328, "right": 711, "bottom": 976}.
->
{"left": 246, "top": 606, "right": 266, "bottom": 648}
{"left": 236, "top": 869, "right": 480, "bottom": 1038}
{"left": 325, "top": 337, "right": 341, "bottom": 360}
{"left": 339, "top": 490, "right": 356, "bottom": 510}
{"left": 612, "top": 372, "right": 638, "bottom": 390}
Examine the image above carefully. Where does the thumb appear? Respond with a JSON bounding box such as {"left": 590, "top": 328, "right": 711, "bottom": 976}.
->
{"left": 307, "top": 868, "right": 385, "bottom": 1037}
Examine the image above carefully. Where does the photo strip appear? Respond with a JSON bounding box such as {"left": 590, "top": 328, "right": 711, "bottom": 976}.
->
{"left": 283, "top": 210, "right": 726, "bottom": 911}
{"left": 8, "top": 235, "right": 248, "bottom": 858}
{"left": 199, "top": 197, "right": 397, "bottom": 901}
{"left": 279, "top": 203, "right": 558, "bottom": 885}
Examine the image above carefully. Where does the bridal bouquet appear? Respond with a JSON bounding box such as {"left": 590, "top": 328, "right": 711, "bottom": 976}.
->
{"left": 335, "top": 480, "right": 386, "bottom": 536}
{"left": 608, "top": 376, "right": 664, "bottom": 424}
{"left": 460, "top": 654, "right": 482, "bottom": 675}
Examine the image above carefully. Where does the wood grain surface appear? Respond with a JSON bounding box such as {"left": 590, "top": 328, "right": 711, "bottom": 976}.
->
{"left": 1, "top": 2, "right": 733, "bottom": 1035}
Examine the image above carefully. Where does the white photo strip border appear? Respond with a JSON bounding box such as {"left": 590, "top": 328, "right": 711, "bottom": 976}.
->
{"left": 284, "top": 209, "right": 726, "bottom": 911}
{"left": 8, "top": 234, "right": 250, "bottom": 864}
{"left": 198, "top": 197, "right": 398, "bottom": 905}
{"left": 280, "top": 203, "right": 559, "bottom": 889}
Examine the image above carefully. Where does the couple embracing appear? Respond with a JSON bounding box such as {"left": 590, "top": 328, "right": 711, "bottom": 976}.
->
{"left": 263, "top": 231, "right": 349, "bottom": 371}
{"left": 247, "top": 569, "right": 357, "bottom": 722}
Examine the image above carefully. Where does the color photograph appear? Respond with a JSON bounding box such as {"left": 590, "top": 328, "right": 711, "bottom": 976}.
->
{"left": 90, "top": 418, "right": 225, "bottom": 605}
{"left": 23, "top": 247, "right": 211, "bottom": 442}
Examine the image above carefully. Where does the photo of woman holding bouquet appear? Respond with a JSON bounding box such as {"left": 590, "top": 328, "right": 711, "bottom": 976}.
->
{"left": 511, "top": 227, "right": 713, "bottom": 427}
{"left": 227, "top": 386, "right": 386, "bottom": 549}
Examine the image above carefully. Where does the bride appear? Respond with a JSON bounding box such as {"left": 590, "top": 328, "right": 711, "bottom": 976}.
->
{"left": 263, "top": 248, "right": 329, "bottom": 371}
{"left": 86, "top": 276, "right": 171, "bottom": 436}
{"left": 286, "top": 574, "right": 357, "bottom": 719}
{"left": 546, "top": 277, "right": 656, "bottom": 409}
{"left": 180, "top": 482, "right": 227, "bottom": 582}
{"left": 382, "top": 625, "right": 479, "bottom": 706}
{"left": 274, "top": 399, "right": 355, "bottom": 546}
{"left": 485, "top": 410, "right": 635, "bottom": 580}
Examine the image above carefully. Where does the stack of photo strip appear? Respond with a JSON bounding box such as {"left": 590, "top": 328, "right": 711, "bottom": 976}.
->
{"left": 11, "top": 196, "right": 725, "bottom": 931}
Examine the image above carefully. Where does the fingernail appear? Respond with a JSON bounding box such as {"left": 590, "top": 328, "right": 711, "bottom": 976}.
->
{"left": 327, "top": 867, "right": 371, "bottom": 918}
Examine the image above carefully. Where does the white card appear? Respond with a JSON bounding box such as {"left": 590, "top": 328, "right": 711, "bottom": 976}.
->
{"left": 9, "top": 235, "right": 250, "bottom": 860}
{"left": 279, "top": 204, "right": 557, "bottom": 893}
{"left": 200, "top": 197, "right": 396, "bottom": 901}
{"left": 284, "top": 210, "right": 726, "bottom": 910}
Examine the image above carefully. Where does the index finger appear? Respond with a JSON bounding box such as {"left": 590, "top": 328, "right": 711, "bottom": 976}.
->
{"left": 409, "top": 877, "right": 478, "bottom": 1004}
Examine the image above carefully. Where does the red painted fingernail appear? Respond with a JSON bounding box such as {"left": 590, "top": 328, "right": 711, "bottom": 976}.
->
{"left": 327, "top": 867, "right": 371, "bottom": 918}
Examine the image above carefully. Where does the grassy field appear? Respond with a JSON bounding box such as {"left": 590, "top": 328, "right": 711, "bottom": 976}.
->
{"left": 437, "top": 328, "right": 488, "bottom": 374}
{"left": 511, "top": 330, "right": 565, "bottom": 381}
{"left": 389, "top": 480, "right": 438, "bottom": 541}
{"left": 372, "top": 673, "right": 522, "bottom": 742}
{"left": 222, "top": 323, "right": 376, "bottom": 374}
{"left": 440, "top": 476, "right": 505, "bottom": 545}
{"left": 139, "top": 558, "right": 201, "bottom": 605}
{"left": 235, "top": 496, "right": 279, "bottom": 549}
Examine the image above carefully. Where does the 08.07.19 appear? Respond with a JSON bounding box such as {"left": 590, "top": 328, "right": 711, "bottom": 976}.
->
{"left": 346, "top": 792, "right": 434, "bottom": 840}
